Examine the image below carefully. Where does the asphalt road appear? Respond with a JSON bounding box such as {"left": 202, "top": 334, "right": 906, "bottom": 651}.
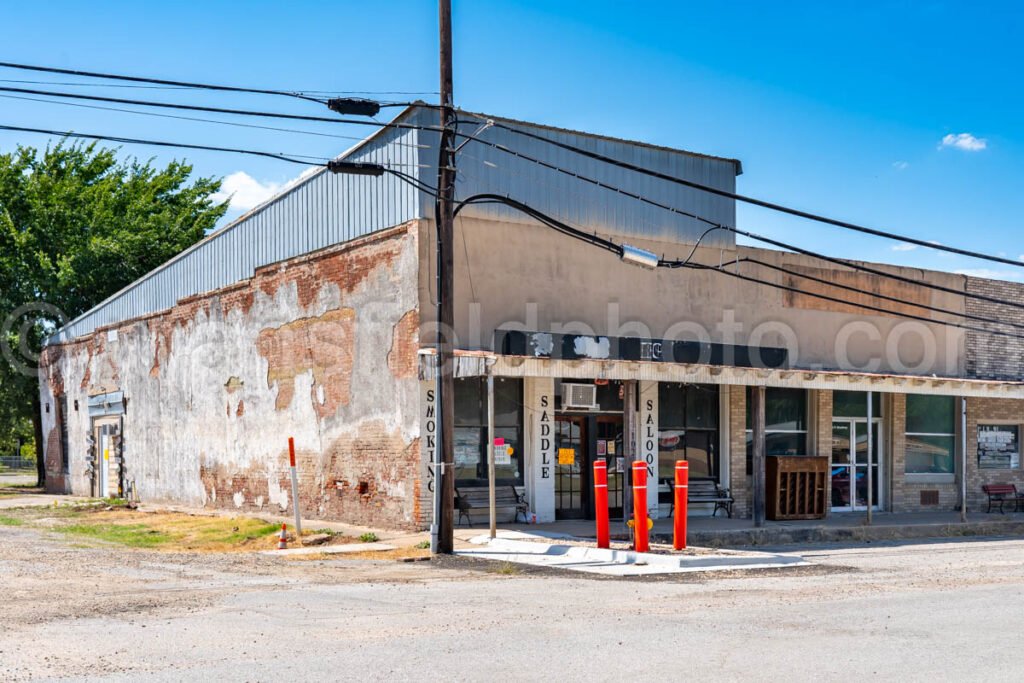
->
{"left": 2, "top": 523, "right": 1023, "bottom": 681}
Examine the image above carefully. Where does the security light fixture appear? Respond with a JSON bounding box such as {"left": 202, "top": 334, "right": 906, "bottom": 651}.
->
{"left": 620, "top": 244, "right": 659, "bottom": 270}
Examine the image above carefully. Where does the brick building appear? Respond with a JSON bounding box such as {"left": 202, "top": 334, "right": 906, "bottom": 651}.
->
{"left": 37, "top": 105, "right": 1024, "bottom": 530}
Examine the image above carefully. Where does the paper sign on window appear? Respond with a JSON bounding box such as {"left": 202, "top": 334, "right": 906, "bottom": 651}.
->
{"left": 493, "top": 437, "right": 511, "bottom": 466}
{"left": 558, "top": 447, "right": 576, "bottom": 465}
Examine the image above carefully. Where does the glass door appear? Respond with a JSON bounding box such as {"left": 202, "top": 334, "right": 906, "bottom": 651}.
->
{"left": 595, "top": 416, "right": 624, "bottom": 519}
{"left": 831, "top": 419, "right": 882, "bottom": 512}
{"left": 555, "top": 416, "right": 587, "bottom": 520}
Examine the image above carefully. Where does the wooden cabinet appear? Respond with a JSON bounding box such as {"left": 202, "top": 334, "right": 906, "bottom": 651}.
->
{"left": 766, "top": 456, "right": 828, "bottom": 520}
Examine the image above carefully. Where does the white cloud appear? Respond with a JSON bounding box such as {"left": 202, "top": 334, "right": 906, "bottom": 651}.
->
{"left": 891, "top": 243, "right": 918, "bottom": 252}
{"left": 211, "top": 171, "right": 284, "bottom": 212}
{"left": 210, "top": 166, "right": 323, "bottom": 213}
{"left": 954, "top": 268, "right": 1024, "bottom": 282}
{"left": 892, "top": 161, "right": 909, "bottom": 170}
{"left": 939, "top": 133, "right": 987, "bottom": 152}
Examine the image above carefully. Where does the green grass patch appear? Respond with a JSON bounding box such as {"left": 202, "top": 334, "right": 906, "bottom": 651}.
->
{"left": 0, "top": 515, "right": 24, "bottom": 526}
{"left": 359, "top": 532, "right": 380, "bottom": 543}
{"left": 60, "top": 522, "right": 172, "bottom": 548}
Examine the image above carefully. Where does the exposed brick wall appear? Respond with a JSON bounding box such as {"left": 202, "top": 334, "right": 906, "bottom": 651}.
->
{"left": 966, "top": 277, "right": 1024, "bottom": 380}
{"left": 811, "top": 390, "right": 833, "bottom": 516}
{"left": 39, "top": 222, "right": 426, "bottom": 531}
{"left": 964, "top": 397, "right": 1024, "bottom": 512}
{"left": 727, "top": 386, "right": 750, "bottom": 517}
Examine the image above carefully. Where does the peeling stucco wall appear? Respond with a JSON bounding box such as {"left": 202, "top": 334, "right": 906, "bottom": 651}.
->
{"left": 39, "top": 222, "right": 425, "bottom": 529}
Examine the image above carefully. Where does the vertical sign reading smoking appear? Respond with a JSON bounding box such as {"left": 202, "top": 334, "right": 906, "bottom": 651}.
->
{"left": 421, "top": 381, "right": 438, "bottom": 495}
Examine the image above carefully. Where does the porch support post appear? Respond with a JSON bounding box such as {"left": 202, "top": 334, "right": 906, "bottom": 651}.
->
{"left": 622, "top": 380, "right": 638, "bottom": 531}
{"left": 866, "top": 391, "right": 873, "bottom": 526}
{"left": 960, "top": 396, "right": 968, "bottom": 523}
{"left": 487, "top": 374, "right": 496, "bottom": 539}
{"left": 752, "top": 385, "right": 766, "bottom": 527}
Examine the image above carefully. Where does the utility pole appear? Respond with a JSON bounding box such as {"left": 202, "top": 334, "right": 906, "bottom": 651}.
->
{"left": 435, "top": 0, "right": 457, "bottom": 554}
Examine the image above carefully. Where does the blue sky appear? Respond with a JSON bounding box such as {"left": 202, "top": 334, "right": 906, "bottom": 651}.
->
{"left": 1, "top": 1, "right": 1021, "bottom": 279}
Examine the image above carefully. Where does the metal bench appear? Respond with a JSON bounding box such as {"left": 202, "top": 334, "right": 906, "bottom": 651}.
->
{"left": 667, "top": 476, "right": 734, "bottom": 518}
{"left": 982, "top": 483, "right": 1024, "bottom": 514}
{"left": 455, "top": 485, "right": 529, "bottom": 526}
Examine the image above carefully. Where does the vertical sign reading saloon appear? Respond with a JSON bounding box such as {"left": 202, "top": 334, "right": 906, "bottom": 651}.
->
{"left": 637, "top": 381, "right": 659, "bottom": 518}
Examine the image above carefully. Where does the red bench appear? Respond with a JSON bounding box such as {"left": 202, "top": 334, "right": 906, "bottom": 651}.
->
{"left": 982, "top": 484, "right": 1024, "bottom": 514}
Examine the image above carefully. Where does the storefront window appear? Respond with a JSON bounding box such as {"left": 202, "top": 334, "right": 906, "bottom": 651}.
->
{"left": 978, "top": 424, "right": 1019, "bottom": 470}
{"left": 904, "top": 394, "right": 955, "bottom": 474}
{"left": 833, "top": 391, "right": 881, "bottom": 419}
{"left": 746, "top": 388, "right": 808, "bottom": 474}
{"left": 453, "top": 378, "right": 524, "bottom": 485}
{"left": 657, "top": 384, "right": 719, "bottom": 482}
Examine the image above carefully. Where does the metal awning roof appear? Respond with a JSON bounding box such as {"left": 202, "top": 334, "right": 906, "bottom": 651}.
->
{"left": 418, "top": 350, "right": 1024, "bottom": 399}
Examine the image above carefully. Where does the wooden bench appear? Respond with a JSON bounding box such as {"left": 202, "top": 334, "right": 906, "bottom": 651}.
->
{"left": 455, "top": 485, "right": 529, "bottom": 526}
{"left": 982, "top": 484, "right": 1024, "bottom": 514}
{"left": 666, "top": 476, "right": 734, "bottom": 518}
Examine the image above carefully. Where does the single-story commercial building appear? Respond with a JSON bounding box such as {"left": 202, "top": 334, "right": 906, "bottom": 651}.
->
{"left": 38, "top": 105, "right": 1024, "bottom": 530}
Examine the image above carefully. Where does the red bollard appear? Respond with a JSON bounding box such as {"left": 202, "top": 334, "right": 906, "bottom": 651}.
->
{"left": 593, "top": 459, "right": 610, "bottom": 549}
{"left": 632, "top": 461, "right": 649, "bottom": 552}
{"left": 674, "top": 460, "right": 689, "bottom": 550}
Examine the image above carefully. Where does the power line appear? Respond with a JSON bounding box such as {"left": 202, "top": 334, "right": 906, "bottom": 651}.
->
{"left": 8, "top": 89, "right": 1019, "bottom": 317}
{"left": 0, "top": 123, "right": 326, "bottom": 166}
{"left": 0, "top": 60, "right": 329, "bottom": 104}
{"left": 0, "top": 84, "right": 443, "bottom": 135}
{"left": 675, "top": 261, "right": 1024, "bottom": 341}
{"left": 450, "top": 127, "right": 1024, "bottom": 312}
{"left": 736, "top": 256, "right": 1024, "bottom": 333}
{"left": 455, "top": 193, "right": 1024, "bottom": 341}
{"left": 0, "top": 93, "right": 431, "bottom": 149}
{"left": 0, "top": 78, "right": 437, "bottom": 99}
{"left": 478, "top": 117, "right": 1024, "bottom": 270}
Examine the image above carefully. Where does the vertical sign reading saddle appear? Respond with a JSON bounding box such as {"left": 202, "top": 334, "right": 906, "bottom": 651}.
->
{"left": 528, "top": 377, "right": 556, "bottom": 522}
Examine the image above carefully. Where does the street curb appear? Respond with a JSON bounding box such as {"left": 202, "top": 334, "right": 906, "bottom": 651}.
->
{"left": 656, "top": 519, "right": 1024, "bottom": 547}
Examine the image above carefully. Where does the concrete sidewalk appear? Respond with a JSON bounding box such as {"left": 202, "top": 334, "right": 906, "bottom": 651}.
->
{"left": 456, "top": 532, "right": 808, "bottom": 576}
{"left": 457, "top": 510, "right": 1024, "bottom": 548}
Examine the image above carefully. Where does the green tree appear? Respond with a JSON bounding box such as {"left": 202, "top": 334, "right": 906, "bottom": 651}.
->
{"left": 0, "top": 140, "right": 226, "bottom": 485}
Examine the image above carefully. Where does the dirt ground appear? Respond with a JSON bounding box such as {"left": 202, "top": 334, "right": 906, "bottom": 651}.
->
{"left": 3, "top": 507, "right": 1024, "bottom": 680}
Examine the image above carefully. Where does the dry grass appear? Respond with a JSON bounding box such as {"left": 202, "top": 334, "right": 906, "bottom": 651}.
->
{"left": 54, "top": 509, "right": 282, "bottom": 552}
{"left": 288, "top": 546, "right": 432, "bottom": 562}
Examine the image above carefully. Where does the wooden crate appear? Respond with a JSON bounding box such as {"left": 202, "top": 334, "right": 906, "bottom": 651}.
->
{"left": 766, "top": 456, "right": 828, "bottom": 520}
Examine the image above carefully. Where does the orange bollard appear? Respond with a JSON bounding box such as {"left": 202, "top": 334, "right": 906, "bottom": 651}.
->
{"left": 631, "top": 461, "right": 649, "bottom": 552}
{"left": 674, "top": 460, "right": 689, "bottom": 550}
{"left": 593, "top": 459, "right": 610, "bottom": 549}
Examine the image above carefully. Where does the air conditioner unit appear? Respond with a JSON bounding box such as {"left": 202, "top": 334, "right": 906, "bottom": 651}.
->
{"left": 562, "top": 383, "right": 598, "bottom": 410}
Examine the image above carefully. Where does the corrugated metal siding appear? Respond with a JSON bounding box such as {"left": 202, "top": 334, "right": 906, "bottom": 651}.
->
{"left": 51, "top": 123, "right": 422, "bottom": 343}
{"left": 52, "top": 106, "right": 739, "bottom": 343}
{"left": 413, "top": 108, "right": 738, "bottom": 247}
